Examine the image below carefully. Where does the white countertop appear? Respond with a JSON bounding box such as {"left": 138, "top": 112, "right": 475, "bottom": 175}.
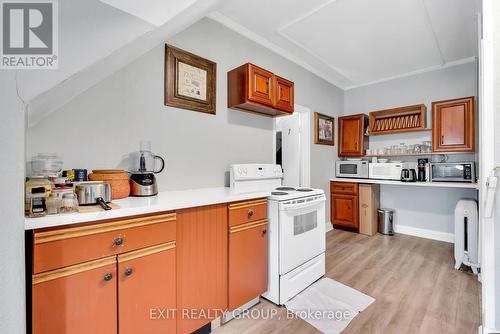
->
{"left": 330, "top": 178, "right": 479, "bottom": 189}
{"left": 25, "top": 187, "right": 271, "bottom": 230}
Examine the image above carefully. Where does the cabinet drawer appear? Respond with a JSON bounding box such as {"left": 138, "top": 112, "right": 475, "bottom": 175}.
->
{"left": 33, "top": 212, "right": 176, "bottom": 274}
{"left": 330, "top": 182, "right": 358, "bottom": 195}
{"left": 228, "top": 198, "right": 267, "bottom": 227}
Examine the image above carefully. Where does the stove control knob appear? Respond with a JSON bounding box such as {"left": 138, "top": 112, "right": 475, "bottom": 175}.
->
{"left": 237, "top": 167, "right": 242, "bottom": 174}
{"left": 243, "top": 168, "right": 248, "bottom": 174}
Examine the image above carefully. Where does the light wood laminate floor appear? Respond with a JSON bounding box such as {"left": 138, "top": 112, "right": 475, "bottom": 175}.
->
{"left": 214, "top": 229, "right": 481, "bottom": 334}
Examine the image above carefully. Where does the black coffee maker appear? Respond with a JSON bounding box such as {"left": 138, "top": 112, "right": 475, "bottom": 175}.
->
{"left": 417, "top": 158, "right": 428, "bottom": 182}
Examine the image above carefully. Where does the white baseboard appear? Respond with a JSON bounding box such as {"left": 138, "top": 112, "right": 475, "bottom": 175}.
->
{"left": 325, "top": 221, "right": 333, "bottom": 233}
{"left": 394, "top": 224, "right": 454, "bottom": 243}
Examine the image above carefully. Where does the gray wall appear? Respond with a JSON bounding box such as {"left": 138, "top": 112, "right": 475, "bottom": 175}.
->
{"left": 0, "top": 72, "right": 26, "bottom": 333}
{"left": 344, "top": 63, "right": 478, "bottom": 234}
{"left": 27, "top": 18, "right": 343, "bottom": 215}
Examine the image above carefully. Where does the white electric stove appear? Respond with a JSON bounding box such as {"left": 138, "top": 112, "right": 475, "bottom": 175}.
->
{"left": 230, "top": 164, "right": 326, "bottom": 305}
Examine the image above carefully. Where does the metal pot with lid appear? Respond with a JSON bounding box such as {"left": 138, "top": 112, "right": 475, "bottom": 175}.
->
{"left": 75, "top": 181, "right": 112, "bottom": 210}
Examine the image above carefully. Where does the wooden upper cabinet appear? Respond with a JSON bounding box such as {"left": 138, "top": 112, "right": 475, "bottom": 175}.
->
{"left": 228, "top": 63, "right": 294, "bottom": 117}
{"left": 432, "top": 97, "right": 475, "bottom": 152}
{"left": 274, "top": 76, "right": 294, "bottom": 113}
{"left": 32, "top": 257, "right": 117, "bottom": 334}
{"left": 118, "top": 243, "right": 176, "bottom": 334}
{"left": 338, "top": 114, "right": 369, "bottom": 157}
{"left": 248, "top": 64, "right": 274, "bottom": 106}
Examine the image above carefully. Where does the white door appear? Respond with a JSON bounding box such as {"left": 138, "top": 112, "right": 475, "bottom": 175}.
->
{"left": 280, "top": 114, "right": 301, "bottom": 187}
{"left": 479, "top": 3, "right": 500, "bottom": 332}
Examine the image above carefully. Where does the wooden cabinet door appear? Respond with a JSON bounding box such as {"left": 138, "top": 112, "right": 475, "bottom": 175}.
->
{"left": 176, "top": 204, "right": 228, "bottom": 334}
{"left": 32, "top": 257, "right": 117, "bottom": 334}
{"left": 118, "top": 243, "right": 176, "bottom": 334}
{"left": 274, "top": 76, "right": 294, "bottom": 113}
{"left": 247, "top": 64, "right": 274, "bottom": 106}
{"left": 228, "top": 221, "right": 268, "bottom": 311}
{"left": 432, "top": 97, "right": 475, "bottom": 152}
{"left": 338, "top": 114, "right": 367, "bottom": 157}
{"left": 331, "top": 193, "right": 359, "bottom": 228}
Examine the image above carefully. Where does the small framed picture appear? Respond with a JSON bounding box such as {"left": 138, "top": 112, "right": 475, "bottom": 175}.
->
{"left": 314, "top": 112, "right": 335, "bottom": 146}
{"left": 164, "top": 44, "right": 216, "bottom": 114}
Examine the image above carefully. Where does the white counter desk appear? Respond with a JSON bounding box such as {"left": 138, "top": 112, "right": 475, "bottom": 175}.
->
{"left": 25, "top": 187, "right": 271, "bottom": 230}
{"left": 330, "top": 177, "right": 478, "bottom": 189}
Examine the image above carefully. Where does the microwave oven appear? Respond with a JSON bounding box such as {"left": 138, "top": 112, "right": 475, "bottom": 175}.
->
{"left": 430, "top": 162, "right": 475, "bottom": 182}
{"left": 335, "top": 160, "right": 369, "bottom": 178}
{"left": 369, "top": 162, "right": 417, "bottom": 180}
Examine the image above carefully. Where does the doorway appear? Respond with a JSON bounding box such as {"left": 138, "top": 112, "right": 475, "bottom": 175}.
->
{"left": 274, "top": 105, "right": 311, "bottom": 188}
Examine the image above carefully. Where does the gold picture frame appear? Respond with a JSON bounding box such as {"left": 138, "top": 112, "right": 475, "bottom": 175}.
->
{"left": 314, "top": 112, "right": 335, "bottom": 146}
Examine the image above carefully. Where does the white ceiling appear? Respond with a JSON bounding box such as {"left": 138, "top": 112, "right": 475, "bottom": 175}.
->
{"left": 211, "top": 0, "right": 480, "bottom": 89}
{"left": 99, "top": 0, "right": 197, "bottom": 26}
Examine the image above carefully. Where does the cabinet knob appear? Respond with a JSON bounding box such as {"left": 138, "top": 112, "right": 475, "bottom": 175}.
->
{"left": 103, "top": 273, "right": 113, "bottom": 282}
{"left": 247, "top": 209, "right": 254, "bottom": 218}
{"left": 124, "top": 267, "right": 133, "bottom": 277}
{"left": 262, "top": 229, "right": 267, "bottom": 237}
{"left": 113, "top": 236, "right": 124, "bottom": 247}
{"left": 441, "top": 135, "right": 445, "bottom": 144}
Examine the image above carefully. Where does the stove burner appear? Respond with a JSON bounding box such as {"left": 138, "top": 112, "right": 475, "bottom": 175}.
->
{"left": 271, "top": 191, "right": 288, "bottom": 196}
{"left": 296, "top": 188, "right": 313, "bottom": 192}
{"left": 276, "top": 187, "right": 296, "bottom": 191}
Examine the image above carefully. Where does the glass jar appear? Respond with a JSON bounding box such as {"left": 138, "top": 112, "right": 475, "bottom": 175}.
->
{"left": 61, "top": 193, "right": 79, "bottom": 213}
{"left": 46, "top": 195, "right": 62, "bottom": 215}
{"left": 25, "top": 176, "right": 52, "bottom": 216}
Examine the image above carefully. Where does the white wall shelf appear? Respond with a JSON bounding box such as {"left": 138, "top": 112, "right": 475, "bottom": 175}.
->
{"left": 365, "top": 151, "right": 475, "bottom": 157}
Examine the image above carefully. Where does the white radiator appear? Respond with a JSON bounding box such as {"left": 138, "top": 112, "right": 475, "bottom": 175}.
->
{"left": 454, "top": 199, "right": 479, "bottom": 274}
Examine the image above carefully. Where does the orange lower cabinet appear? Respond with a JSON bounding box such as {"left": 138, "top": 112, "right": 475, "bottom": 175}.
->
{"left": 32, "top": 257, "right": 117, "bottom": 334}
{"left": 228, "top": 220, "right": 268, "bottom": 311}
{"left": 118, "top": 243, "right": 176, "bottom": 334}
{"left": 176, "top": 205, "right": 228, "bottom": 334}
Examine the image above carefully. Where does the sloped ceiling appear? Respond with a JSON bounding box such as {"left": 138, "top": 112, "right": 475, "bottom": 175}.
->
{"left": 211, "top": 0, "right": 480, "bottom": 89}
{"left": 23, "top": 0, "right": 222, "bottom": 127}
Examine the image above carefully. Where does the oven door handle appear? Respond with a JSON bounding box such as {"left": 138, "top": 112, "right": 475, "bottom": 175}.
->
{"left": 282, "top": 197, "right": 325, "bottom": 211}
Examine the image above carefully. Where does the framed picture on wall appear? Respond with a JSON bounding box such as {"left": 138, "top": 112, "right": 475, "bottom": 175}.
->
{"left": 314, "top": 112, "right": 335, "bottom": 146}
{"left": 164, "top": 44, "right": 216, "bottom": 114}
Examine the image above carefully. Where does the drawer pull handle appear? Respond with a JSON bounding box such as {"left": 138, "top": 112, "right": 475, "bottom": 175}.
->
{"left": 113, "top": 236, "right": 124, "bottom": 247}
{"left": 247, "top": 209, "right": 254, "bottom": 218}
{"left": 124, "top": 267, "right": 133, "bottom": 277}
{"left": 262, "top": 229, "right": 267, "bottom": 237}
{"left": 103, "top": 273, "right": 113, "bottom": 282}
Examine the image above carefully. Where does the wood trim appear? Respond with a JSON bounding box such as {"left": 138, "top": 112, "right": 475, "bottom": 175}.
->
{"left": 118, "top": 241, "right": 176, "bottom": 263}
{"left": 228, "top": 199, "right": 267, "bottom": 210}
{"left": 229, "top": 219, "right": 267, "bottom": 233}
{"left": 32, "top": 256, "right": 116, "bottom": 285}
{"left": 34, "top": 213, "right": 177, "bottom": 244}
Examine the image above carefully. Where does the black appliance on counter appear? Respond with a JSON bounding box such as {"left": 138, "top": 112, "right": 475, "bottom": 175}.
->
{"left": 401, "top": 168, "right": 417, "bottom": 182}
{"left": 417, "top": 158, "right": 428, "bottom": 182}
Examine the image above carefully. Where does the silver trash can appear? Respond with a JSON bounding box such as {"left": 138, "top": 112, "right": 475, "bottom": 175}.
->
{"left": 377, "top": 208, "right": 394, "bottom": 235}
